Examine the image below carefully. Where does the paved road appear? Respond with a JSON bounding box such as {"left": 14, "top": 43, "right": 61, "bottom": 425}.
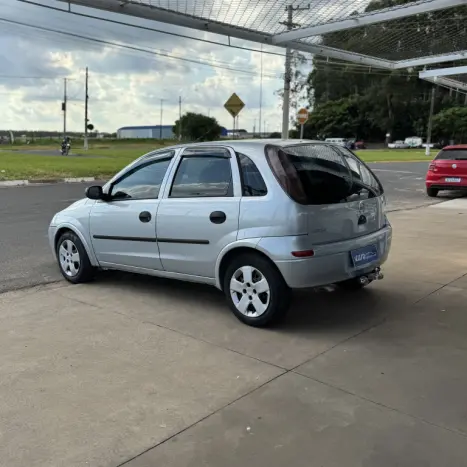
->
{"left": 0, "top": 161, "right": 463, "bottom": 293}
{"left": 370, "top": 161, "right": 433, "bottom": 211}
{"left": 0, "top": 182, "right": 96, "bottom": 292}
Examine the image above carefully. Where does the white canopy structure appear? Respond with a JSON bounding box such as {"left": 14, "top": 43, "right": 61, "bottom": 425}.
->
{"left": 52, "top": 0, "right": 467, "bottom": 135}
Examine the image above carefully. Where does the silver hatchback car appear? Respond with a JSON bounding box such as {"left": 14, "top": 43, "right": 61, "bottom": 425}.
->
{"left": 49, "top": 140, "right": 392, "bottom": 327}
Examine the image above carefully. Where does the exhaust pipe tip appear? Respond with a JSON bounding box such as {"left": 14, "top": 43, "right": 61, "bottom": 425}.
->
{"left": 359, "top": 275, "right": 369, "bottom": 286}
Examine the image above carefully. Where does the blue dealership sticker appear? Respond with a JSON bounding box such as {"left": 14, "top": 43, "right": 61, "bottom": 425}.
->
{"left": 351, "top": 244, "right": 378, "bottom": 268}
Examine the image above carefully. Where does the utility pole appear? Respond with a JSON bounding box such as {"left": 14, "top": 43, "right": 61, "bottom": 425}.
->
{"left": 62, "top": 78, "right": 67, "bottom": 139}
{"left": 159, "top": 99, "right": 164, "bottom": 140}
{"left": 280, "top": 4, "right": 310, "bottom": 140}
{"left": 259, "top": 43, "right": 263, "bottom": 138}
{"left": 178, "top": 95, "right": 182, "bottom": 141}
{"left": 425, "top": 86, "right": 436, "bottom": 157}
{"left": 84, "top": 67, "right": 89, "bottom": 150}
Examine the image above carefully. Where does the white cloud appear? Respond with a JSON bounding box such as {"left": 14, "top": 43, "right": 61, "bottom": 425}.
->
{"left": 0, "top": 0, "right": 299, "bottom": 134}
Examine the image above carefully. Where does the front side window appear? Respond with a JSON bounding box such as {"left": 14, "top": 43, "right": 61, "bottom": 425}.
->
{"left": 237, "top": 153, "right": 267, "bottom": 196}
{"left": 110, "top": 157, "right": 172, "bottom": 200}
{"left": 170, "top": 156, "right": 232, "bottom": 198}
{"left": 265, "top": 143, "right": 382, "bottom": 205}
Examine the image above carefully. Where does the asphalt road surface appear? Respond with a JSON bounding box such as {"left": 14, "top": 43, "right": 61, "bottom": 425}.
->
{"left": 0, "top": 161, "right": 463, "bottom": 293}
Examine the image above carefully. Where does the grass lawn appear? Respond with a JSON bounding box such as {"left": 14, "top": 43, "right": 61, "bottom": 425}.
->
{"left": 356, "top": 149, "right": 433, "bottom": 162}
{"left": 0, "top": 153, "right": 133, "bottom": 181}
{"left": 0, "top": 146, "right": 432, "bottom": 181}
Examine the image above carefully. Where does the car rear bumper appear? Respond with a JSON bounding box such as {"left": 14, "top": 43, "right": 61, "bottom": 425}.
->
{"left": 426, "top": 175, "right": 467, "bottom": 190}
{"left": 266, "top": 225, "right": 392, "bottom": 289}
{"left": 426, "top": 182, "right": 467, "bottom": 191}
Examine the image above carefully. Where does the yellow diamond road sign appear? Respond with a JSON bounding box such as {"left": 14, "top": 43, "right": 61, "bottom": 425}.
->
{"left": 224, "top": 93, "right": 245, "bottom": 118}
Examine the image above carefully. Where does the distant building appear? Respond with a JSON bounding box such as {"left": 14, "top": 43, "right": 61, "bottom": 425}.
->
{"left": 117, "top": 125, "right": 175, "bottom": 139}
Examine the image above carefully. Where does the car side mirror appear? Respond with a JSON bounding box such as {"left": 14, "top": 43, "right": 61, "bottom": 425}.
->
{"left": 85, "top": 185, "right": 104, "bottom": 200}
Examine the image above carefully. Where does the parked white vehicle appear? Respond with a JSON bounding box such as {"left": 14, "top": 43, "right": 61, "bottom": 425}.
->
{"left": 405, "top": 136, "right": 422, "bottom": 148}
{"left": 325, "top": 138, "right": 347, "bottom": 147}
{"left": 388, "top": 140, "right": 409, "bottom": 149}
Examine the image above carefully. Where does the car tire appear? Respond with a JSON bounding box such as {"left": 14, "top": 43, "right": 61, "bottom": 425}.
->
{"left": 223, "top": 253, "right": 291, "bottom": 327}
{"left": 56, "top": 231, "right": 95, "bottom": 284}
{"left": 427, "top": 187, "right": 439, "bottom": 197}
{"left": 338, "top": 277, "right": 371, "bottom": 291}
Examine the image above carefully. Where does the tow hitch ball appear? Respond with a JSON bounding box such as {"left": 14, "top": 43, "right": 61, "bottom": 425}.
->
{"left": 358, "top": 268, "right": 384, "bottom": 285}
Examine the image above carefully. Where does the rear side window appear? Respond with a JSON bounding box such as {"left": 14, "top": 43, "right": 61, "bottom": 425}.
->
{"left": 170, "top": 156, "right": 232, "bottom": 198}
{"left": 435, "top": 149, "right": 467, "bottom": 160}
{"left": 338, "top": 147, "right": 382, "bottom": 197}
{"left": 237, "top": 153, "right": 267, "bottom": 196}
{"left": 265, "top": 144, "right": 382, "bottom": 205}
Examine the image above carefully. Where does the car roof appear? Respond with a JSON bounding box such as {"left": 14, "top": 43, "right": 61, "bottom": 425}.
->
{"left": 140, "top": 139, "right": 339, "bottom": 165}
{"left": 180, "top": 139, "right": 323, "bottom": 148}
{"left": 442, "top": 145, "right": 467, "bottom": 150}
{"left": 157, "top": 139, "right": 328, "bottom": 154}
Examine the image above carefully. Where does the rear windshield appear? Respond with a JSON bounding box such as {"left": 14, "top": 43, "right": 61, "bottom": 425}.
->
{"left": 435, "top": 149, "right": 467, "bottom": 160}
{"left": 265, "top": 143, "right": 383, "bottom": 205}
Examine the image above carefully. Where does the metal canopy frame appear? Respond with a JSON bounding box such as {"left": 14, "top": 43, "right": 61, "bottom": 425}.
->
{"left": 55, "top": 0, "right": 467, "bottom": 70}
{"left": 52, "top": 0, "right": 467, "bottom": 135}
{"left": 273, "top": 0, "right": 466, "bottom": 44}
{"left": 420, "top": 66, "right": 467, "bottom": 92}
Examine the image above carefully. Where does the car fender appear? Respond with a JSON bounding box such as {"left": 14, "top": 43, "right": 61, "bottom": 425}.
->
{"left": 54, "top": 219, "right": 99, "bottom": 267}
{"left": 214, "top": 238, "right": 266, "bottom": 289}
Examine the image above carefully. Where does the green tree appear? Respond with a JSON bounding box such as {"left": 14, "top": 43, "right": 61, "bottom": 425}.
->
{"left": 433, "top": 107, "right": 467, "bottom": 143}
{"left": 302, "top": 97, "right": 374, "bottom": 140}
{"left": 276, "top": 52, "right": 309, "bottom": 120}
{"left": 269, "top": 132, "right": 281, "bottom": 138}
{"left": 305, "top": 0, "right": 465, "bottom": 140}
{"left": 173, "top": 112, "right": 222, "bottom": 142}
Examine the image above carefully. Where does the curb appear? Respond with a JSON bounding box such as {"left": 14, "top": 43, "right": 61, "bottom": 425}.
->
{"left": 368, "top": 160, "right": 431, "bottom": 163}
{"left": 0, "top": 177, "right": 99, "bottom": 187}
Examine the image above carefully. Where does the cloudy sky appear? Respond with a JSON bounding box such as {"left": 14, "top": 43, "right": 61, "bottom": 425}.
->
{"left": 0, "top": 0, "right": 314, "bottom": 133}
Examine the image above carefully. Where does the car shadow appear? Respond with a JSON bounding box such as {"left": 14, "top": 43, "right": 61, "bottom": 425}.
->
{"left": 434, "top": 190, "right": 467, "bottom": 201}
{"left": 95, "top": 270, "right": 402, "bottom": 335}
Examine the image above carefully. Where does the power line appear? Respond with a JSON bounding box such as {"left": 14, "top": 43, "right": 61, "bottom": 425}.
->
{"left": 0, "top": 16, "right": 281, "bottom": 79}
{"left": 17, "top": 0, "right": 286, "bottom": 58}
{"left": 0, "top": 75, "right": 63, "bottom": 80}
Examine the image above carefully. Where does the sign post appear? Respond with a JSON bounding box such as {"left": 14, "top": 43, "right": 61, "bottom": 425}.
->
{"left": 297, "top": 108, "right": 309, "bottom": 139}
{"left": 224, "top": 93, "right": 245, "bottom": 139}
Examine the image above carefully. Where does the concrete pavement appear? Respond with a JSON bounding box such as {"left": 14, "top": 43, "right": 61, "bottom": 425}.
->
{"left": 1, "top": 205, "right": 467, "bottom": 466}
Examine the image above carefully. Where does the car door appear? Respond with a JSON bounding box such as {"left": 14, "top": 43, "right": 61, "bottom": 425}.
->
{"left": 157, "top": 146, "right": 241, "bottom": 278}
{"left": 89, "top": 152, "right": 175, "bottom": 270}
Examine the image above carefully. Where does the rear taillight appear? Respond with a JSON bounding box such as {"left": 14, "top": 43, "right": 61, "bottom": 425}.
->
{"left": 292, "top": 250, "right": 315, "bottom": 258}
{"left": 428, "top": 163, "right": 437, "bottom": 172}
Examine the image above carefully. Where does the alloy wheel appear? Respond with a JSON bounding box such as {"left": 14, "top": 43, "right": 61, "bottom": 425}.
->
{"left": 230, "top": 265, "right": 270, "bottom": 317}
{"left": 58, "top": 239, "right": 81, "bottom": 277}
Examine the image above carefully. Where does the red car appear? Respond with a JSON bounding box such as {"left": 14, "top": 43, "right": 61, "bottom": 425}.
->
{"left": 426, "top": 145, "right": 467, "bottom": 197}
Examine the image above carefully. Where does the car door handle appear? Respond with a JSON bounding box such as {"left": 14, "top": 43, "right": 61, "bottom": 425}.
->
{"left": 139, "top": 211, "right": 152, "bottom": 223}
{"left": 209, "top": 211, "right": 226, "bottom": 224}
